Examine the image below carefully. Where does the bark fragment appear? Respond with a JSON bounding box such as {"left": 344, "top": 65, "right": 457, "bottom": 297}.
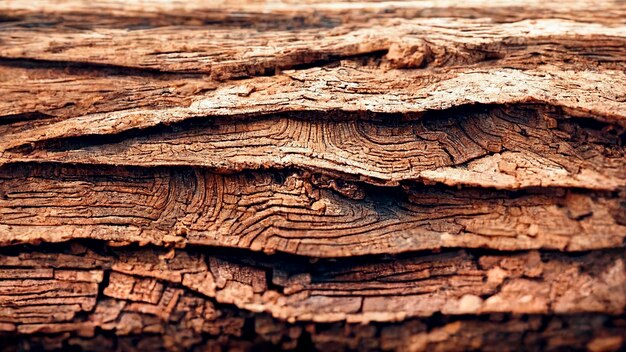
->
{"left": 1, "top": 164, "right": 625, "bottom": 255}
{"left": 0, "top": 244, "right": 625, "bottom": 350}
{"left": 4, "top": 105, "right": 624, "bottom": 190}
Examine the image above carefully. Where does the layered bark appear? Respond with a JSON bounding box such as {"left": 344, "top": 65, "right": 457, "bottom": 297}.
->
{"left": 4, "top": 105, "right": 625, "bottom": 190}
{"left": 0, "top": 243, "right": 625, "bottom": 351}
{"left": 1, "top": 164, "right": 625, "bottom": 255}
{"left": 1, "top": 0, "right": 625, "bottom": 350}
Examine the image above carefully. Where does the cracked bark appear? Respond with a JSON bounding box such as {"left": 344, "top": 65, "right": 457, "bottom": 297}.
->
{"left": 0, "top": 243, "right": 625, "bottom": 351}
{"left": 1, "top": 0, "right": 625, "bottom": 351}
{"left": 1, "top": 164, "right": 626, "bottom": 255}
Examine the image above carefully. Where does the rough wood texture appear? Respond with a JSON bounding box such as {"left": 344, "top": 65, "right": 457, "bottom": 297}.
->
{"left": 0, "top": 243, "right": 624, "bottom": 351}
{"left": 3, "top": 17, "right": 625, "bottom": 74}
{"left": 4, "top": 105, "right": 625, "bottom": 190}
{"left": 3, "top": 67, "right": 626, "bottom": 154}
{"left": 1, "top": 164, "right": 625, "bottom": 255}
{"left": 1, "top": 0, "right": 625, "bottom": 350}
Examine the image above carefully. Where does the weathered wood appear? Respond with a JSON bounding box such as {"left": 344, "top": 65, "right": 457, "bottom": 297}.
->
{"left": 2, "top": 18, "right": 625, "bottom": 75}
{"left": 2, "top": 164, "right": 625, "bottom": 255}
{"left": 0, "top": 65, "right": 216, "bottom": 132}
{"left": 0, "top": 244, "right": 624, "bottom": 350}
{"left": 0, "top": 244, "right": 624, "bottom": 325}
{"left": 4, "top": 314, "right": 626, "bottom": 352}
{"left": 4, "top": 105, "right": 624, "bottom": 190}
{"left": 3, "top": 66, "right": 625, "bottom": 155}
{"left": 2, "top": 0, "right": 625, "bottom": 350}
{"left": 4, "top": 0, "right": 626, "bottom": 27}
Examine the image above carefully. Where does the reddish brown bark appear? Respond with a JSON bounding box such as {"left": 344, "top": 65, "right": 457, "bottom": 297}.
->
{"left": 0, "top": 0, "right": 625, "bottom": 350}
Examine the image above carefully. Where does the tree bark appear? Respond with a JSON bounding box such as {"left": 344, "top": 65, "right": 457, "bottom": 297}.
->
{"left": 0, "top": 1, "right": 625, "bottom": 351}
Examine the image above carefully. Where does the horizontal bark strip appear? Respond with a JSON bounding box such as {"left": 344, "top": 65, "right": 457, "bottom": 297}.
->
{"left": 0, "top": 65, "right": 216, "bottom": 137}
{"left": 5, "top": 105, "right": 623, "bottom": 190}
{"left": 2, "top": 18, "right": 625, "bottom": 75}
{"left": 4, "top": 314, "right": 625, "bottom": 352}
{"left": 4, "top": 64, "right": 625, "bottom": 153}
{"left": 3, "top": 0, "right": 626, "bottom": 27}
{"left": 0, "top": 65, "right": 216, "bottom": 147}
{"left": 1, "top": 164, "right": 624, "bottom": 256}
{"left": 0, "top": 244, "right": 624, "bottom": 327}
{"left": 2, "top": 66, "right": 625, "bottom": 154}
{"left": 1, "top": 243, "right": 625, "bottom": 350}
{"left": 5, "top": 0, "right": 621, "bottom": 14}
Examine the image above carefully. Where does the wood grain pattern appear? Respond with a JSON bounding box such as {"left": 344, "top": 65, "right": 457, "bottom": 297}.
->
{"left": 2, "top": 18, "right": 625, "bottom": 75}
{"left": 3, "top": 66, "right": 625, "bottom": 155}
{"left": 3, "top": 105, "right": 624, "bottom": 190}
{"left": 2, "top": 164, "right": 625, "bottom": 255}
{"left": 1, "top": 244, "right": 624, "bottom": 350}
{"left": 2, "top": 0, "right": 625, "bottom": 350}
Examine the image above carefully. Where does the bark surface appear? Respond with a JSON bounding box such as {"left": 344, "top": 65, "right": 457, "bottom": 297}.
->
{"left": 0, "top": 0, "right": 625, "bottom": 351}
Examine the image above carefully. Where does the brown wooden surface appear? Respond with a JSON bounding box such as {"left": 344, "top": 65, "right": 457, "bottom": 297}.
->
{"left": 0, "top": 0, "right": 625, "bottom": 351}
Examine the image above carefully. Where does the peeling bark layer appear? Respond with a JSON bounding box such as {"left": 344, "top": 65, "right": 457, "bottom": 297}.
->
{"left": 1, "top": 0, "right": 625, "bottom": 350}
{"left": 2, "top": 18, "right": 626, "bottom": 75}
{"left": 4, "top": 105, "right": 625, "bottom": 190}
{"left": 0, "top": 243, "right": 625, "bottom": 351}
{"left": 3, "top": 67, "right": 626, "bottom": 155}
{"left": 2, "top": 164, "right": 625, "bottom": 255}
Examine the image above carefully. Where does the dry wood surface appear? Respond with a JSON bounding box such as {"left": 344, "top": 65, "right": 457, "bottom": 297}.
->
{"left": 0, "top": 0, "right": 625, "bottom": 351}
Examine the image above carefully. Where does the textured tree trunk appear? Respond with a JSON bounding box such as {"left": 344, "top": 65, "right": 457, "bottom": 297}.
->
{"left": 0, "top": 1, "right": 625, "bottom": 351}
